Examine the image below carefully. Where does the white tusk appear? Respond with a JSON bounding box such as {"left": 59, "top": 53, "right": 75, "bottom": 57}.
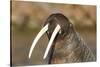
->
{"left": 43, "top": 24, "right": 61, "bottom": 59}
{"left": 28, "top": 24, "right": 49, "bottom": 59}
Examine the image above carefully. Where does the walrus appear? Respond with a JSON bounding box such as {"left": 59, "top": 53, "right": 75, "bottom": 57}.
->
{"left": 28, "top": 13, "right": 96, "bottom": 64}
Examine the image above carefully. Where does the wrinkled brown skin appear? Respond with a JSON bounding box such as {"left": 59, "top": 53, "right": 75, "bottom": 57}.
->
{"left": 44, "top": 13, "right": 96, "bottom": 64}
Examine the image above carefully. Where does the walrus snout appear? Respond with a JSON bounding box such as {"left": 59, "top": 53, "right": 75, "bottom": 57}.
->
{"left": 45, "top": 13, "right": 73, "bottom": 38}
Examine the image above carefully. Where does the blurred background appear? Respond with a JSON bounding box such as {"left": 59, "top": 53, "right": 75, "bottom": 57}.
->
{"left": 11, "top": 0, "right": 96, "bottom": 66}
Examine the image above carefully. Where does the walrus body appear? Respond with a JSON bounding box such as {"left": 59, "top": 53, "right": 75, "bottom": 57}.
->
{"left": 49, "top": 30, "right": 95, "bottom": 64}
{"left": 44, "top": 13, "right": 96, "bottom": 64}
{"left": 28, "top": 13, "right": 96, "bottom": 64}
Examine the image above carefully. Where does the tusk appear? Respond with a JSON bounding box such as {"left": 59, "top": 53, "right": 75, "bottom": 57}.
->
{"left": 28, "top": 24, "right": 49, "bottom": 59}
{"left": 43, "top": 24, "right": 61, "bottom": 59}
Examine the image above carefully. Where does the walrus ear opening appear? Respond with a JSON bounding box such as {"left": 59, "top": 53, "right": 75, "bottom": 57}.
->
{"left": 68, "top": 23, "right": 76, "bottom": 35}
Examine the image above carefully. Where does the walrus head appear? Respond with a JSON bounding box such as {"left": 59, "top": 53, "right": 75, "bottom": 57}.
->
{"left": 28, "top": 13, "right": 74, "bottom": 59}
